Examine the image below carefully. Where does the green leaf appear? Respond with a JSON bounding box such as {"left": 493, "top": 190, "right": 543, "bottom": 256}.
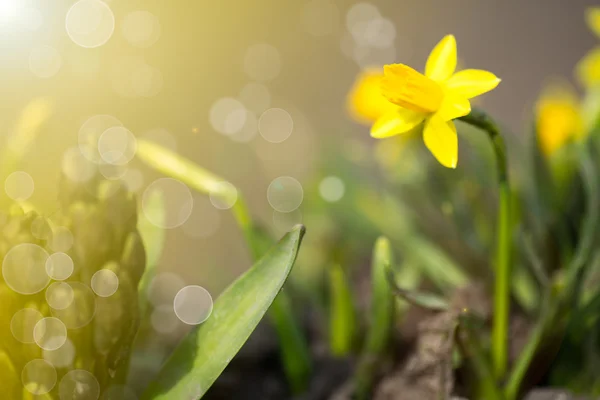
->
{"left": 248, "top": 226, "right": 311, "bottom": 394}
{"left": 357, "top": 193, "right": 468, "bottom": 292}
{"left": 141, "top": 225, "right": 306, "bottom": 400}
{"left": 354, "top": 236, "right": 395, "bottom": 400}
{"left": 136, "top": 140, "right": 311, "bottom": 393}
{"left": 137, "top": 189, "right": 166, "bottom": 315}
{"left": 385, "top": 266, "right": 449, "bottom": 312}
{"left": 328, "top": 264, "right": 357, "bottom": 356}
{"left": 136, "top": 139, "right": 235, "bottom": 202}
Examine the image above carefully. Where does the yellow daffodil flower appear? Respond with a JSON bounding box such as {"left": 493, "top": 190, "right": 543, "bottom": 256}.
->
{"left": 347, "top": 68, "right": 398, "bottom": 124}
{"left": 536, "top": 82, "right": 583, "bottom": 156}
{"left": 577, "top": 8, "right": 600, "bottom": 88}
{"left": 370, "top": 35, "right": 501, "bottom": 168}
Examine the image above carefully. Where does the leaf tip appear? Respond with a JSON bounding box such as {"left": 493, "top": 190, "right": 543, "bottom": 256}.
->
{"left": 291, "top": 224, "right": 306, "bottom": 240}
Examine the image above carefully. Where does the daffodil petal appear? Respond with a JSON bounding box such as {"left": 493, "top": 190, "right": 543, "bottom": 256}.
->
{"left": 347, "top": 69, "right": 399, "bottom": 124}
{"left": 423, "top": 116, "right": 458, "bottom": 168}
{"left": 425, "top": 35, "right": 457, "bottom": 82}
{"left": 586, "top": 7, "right": 600, "bottom": 38}
{"left": 445, "top": 69, "right": 501, "bottom": 99}
{"left": 370, "top": 108, "right": 426, "bottom": 139}
{"left": 437, "top": 95, "right": 471, "bottom": 121}
{"left": 576, "top": 47, "right": 600, "bottom": 88}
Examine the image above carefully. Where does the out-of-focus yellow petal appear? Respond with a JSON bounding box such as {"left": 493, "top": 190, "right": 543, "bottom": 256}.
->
{"left": 371, "top": 108, "right": 425, "bottom": 139}
{"left": 536, "top": 82, "right": 582, "bottom": 155}
{"left": 425, "top": 35, "right": 457, "bottom": 82}
{"left": 445, "top": 69, "right": 501, "bottom": 99}
{"left": 436, "top": 95, "right": 471, "bottom": 121}
{"left": 347, "top": 69, "right": 398, "bottom": 124}
{"left": 586, "top": 7, "right": 600, "bottom": 38}
{"left": 576, "top": 47, "right": 600, "bottom": 88}
{"left": 423, "top": 115, "right": 458, "bottom": 168}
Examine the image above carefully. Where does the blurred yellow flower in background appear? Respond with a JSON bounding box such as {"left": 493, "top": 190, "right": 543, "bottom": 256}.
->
{"left": 536, "top": 83, "right": 583, "bottom": 156}
{"left": 577, "top": 8, "right": 600, "bottom": 88}
{"left": 367, "top": 35, "right": 500, "bottom": 168}
{"left": 347, "top": 69, "right": 398, "bottom": 124}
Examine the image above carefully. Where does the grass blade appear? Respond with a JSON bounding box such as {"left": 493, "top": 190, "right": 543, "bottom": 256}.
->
{"left": 136, "top": 139, "right": 233, "bottom": 199}
{"left": 385, "top": 266, "right": 449, "bottom": 312}
{"left": 354, "top": 236, "right": 395, "bottom": 399}
{"left": 328, "top": 264, "right": 357, "bottom": 356}
{"left": 137, "top": 189, "right": 166, "bottom": 314}
{"left": 141, "top": 225, "right": 306, "bottom": 399}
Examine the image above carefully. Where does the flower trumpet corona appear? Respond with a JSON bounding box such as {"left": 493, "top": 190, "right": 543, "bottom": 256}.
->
{"left": 371, "top": 34, "right": 501, "bottom": 168}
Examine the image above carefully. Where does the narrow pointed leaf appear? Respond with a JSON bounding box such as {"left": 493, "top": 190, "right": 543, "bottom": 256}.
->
{"left": 137, "top": 189, "right": 166, "bottom": 314}
{"left": 385, "top": 266, "right": 449, "bottom": 312}
{"left": 136, "top": 139, "right": 235, "bottom": 202}
{"left": 354, "top": 236, "right": 395, "bottom": 399}
{"left": 329, "top": 264, "right": 357, "bottom": 356}
{"left": 141, "top": 225, "right": 306, "bottom": 400}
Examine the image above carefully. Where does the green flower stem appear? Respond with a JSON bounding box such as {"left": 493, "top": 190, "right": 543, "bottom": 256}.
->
{"left": 459, "top": 108, "right": 512, "bottom": 380}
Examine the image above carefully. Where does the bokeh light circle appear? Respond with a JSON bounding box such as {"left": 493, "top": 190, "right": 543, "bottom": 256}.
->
{"left": 22, "top": 359, "right": 57, "bottom": 395}
{"left": 66, "top": 0, "right": 115, "bottom": 48}
{"left": 11, "top": 308, "right": 44, "bottom": 344}
{"left": 46, "top": 252, "right": 74, "bottom": 281}
{"left": 99, "top": 162, "right": 127, "bottom": 180}
{"left": 230, "top": 110, "right": 258, "bottom": 143}
{"left": 173, "top": 285, "right": 213, "bottom": 325}
{"left": 121, "top": 10, "right": 161, "bottom": 48}
{"left": 244, "top": 43, "right": 282, "bottom": 82}
{"left": 209, "top": 97, "right": 247, "bottom": 135}
{"left": 91, "top": 269, "right": 119, "bottom": 297}
{"left": 98, "top": 126, "right": 137, "bottom": 165}
{"left": 34, "top": 317, "right": 68, "bottom": 351}
{"left": 51, "top": 282, "right": 96, "bottom": 329}
{"left": 208, "top": 181, "right": 238, "bottom": 210}
{"left": 49, "top": 227, "right": 74, "bottom": 253}
{"left": 150, "top": 304, "right": 179, "bottom": 335}
{"left": 59, "top": 369, "right": 100, "bottom": 400}
{"left": 29, "top": 46, "right": 62, "bottom": 78}
{"left": 2, "top": 243, "right": 50, "bottom": 295}
{"left": 62, "top": 147, "right": 97, "bottom": 183}
{"left": 43, "top": 338, "right": 76, "bottom": 368}
{"left": 267, "top": 176, "right": 304, "bottom": 213}
{"left": 346, "top": 2, "right": 380, "bottom": 34}
{"left": 5, "top": 171, "right": 34, "bottom": 201}
{"left": 319, "top": 176, "right": 345, "bottom": 202}
{"left": 78, "top": 115, "right": 123, "bottom": 163}
{"left": 46, "top": 282, "right": 75, "bottom": 310}
{"left": 258, "top": 108, "right": 293, "bottom": 143}
{"left": 142, "top": 178, "right": 193, "bottom": 229}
